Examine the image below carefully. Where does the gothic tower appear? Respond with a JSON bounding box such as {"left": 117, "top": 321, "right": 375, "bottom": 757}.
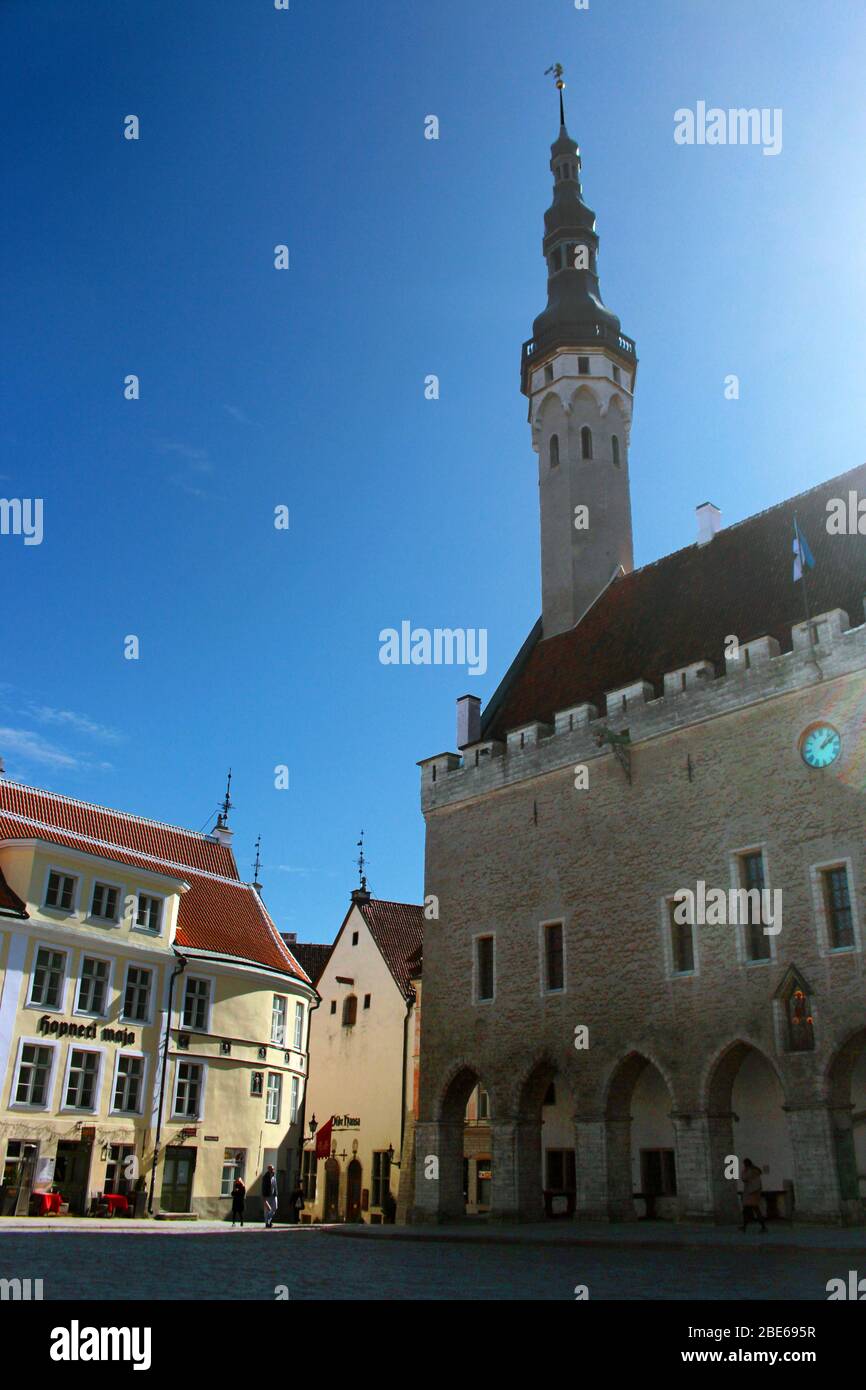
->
{"left": 521, "top": 107, "right": 637, "bottom": 638}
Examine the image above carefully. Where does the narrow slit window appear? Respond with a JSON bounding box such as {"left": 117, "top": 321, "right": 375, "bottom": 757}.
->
{"left": 581, "top": 426, "right": 593, "bottom": 460}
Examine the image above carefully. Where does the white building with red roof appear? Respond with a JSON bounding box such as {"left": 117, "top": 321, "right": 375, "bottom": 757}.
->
{"left": 0, "top": 776, "right": 316, "bottom": 1221}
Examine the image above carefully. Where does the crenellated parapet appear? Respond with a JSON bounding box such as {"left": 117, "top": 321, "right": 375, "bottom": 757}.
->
{"left": 418, "top": 607, "right": 865, "bottom": 811}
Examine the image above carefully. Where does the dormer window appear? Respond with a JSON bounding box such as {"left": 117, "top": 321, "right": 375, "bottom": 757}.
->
{"left": 91, "top": 882, "right": 120, "bottom": 922}
{"left": 136, "top": 893, "right": 163, "bottom": 933}
{"left": 45, "top": 871, "right": 77, "bottom": 913}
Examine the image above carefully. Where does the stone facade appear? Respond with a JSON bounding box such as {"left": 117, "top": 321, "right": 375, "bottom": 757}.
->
{"left": 412, "top": 613, "right": 866, "bottom": 1224}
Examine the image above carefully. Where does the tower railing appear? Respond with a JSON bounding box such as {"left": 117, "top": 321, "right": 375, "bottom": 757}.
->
{"left": 521, "top": 326, "right": 637, "bottom": 390}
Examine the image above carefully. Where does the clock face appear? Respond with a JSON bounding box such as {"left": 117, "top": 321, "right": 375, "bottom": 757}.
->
{"left": 800, "top": 723, "right": 841, "bottom": 769}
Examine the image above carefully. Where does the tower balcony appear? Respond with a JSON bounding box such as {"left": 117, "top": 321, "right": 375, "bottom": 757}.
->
{"left": 521, "top": 326, "right": 637, "bottom": 395}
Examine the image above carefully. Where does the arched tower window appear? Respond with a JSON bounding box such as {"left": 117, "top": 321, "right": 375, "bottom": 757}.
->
{"left": 611, "top": 434, "right": 621, "bottom": 468}
{"left": 549, "top": 433, "right": 560, "bottom": 468}
{"left": 342, "top": 994, "right": 358, "bottom": 1027}
{"left": 581, "top": 426, "right": 593, "bottom": 460}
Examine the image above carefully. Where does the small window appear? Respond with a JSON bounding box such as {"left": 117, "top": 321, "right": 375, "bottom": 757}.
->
{"left": 611, "top": 434, "right": 621, "bottom": 468}
{"left": 122, "top": 965, "right": 153, "bottom": 1022}
{"left": 330, "top": 1000, "right": 336, "bottom": 1015}
{"left": 342, "top": 995, "right": 358, "bottom": 1027}
{"left": 64, "top": 1049, "right": 100, "bottom": 1111}
{"left": 351, "top": 931, "right": 359, "bottom": 946}
{"left": 29, "top": 947, "right": 66, "bottom": 1009}
{"left": 581, "top": 426, "right": 593, "bottom": 460}
{"left": 250, "top": 1071, "right": 264, "bottom": 1097}
{"left": 113, "top": 1054, "right": 145, "bottom": 1113}
{"left": 668, "top": 900, "right": 695, "bottom": 975}
{"left": 549, "top": 433, "right": 560, "bottom": 468}
{"left": 77, "top": 957, "right": 110, "bottom": 1016}
{"left": 173, "top": 1061, "right": 203, "bottom": 1119}
{"left": 478, "top": 1088, "right": 490, "bottom": 1120}
{"left": 266, "top": 1073, "right": 282, "bottom": 1124}
{"left": 578, "top": 356, "right": 590, "bottom": 375}
{"left": 740, "top": 852, "right": 770, "bottom": 961}
{"left": 363, "top": 993, "right": 371, "bottom": 1009}
{"left": 543, "top": 922, "right": 564, "bottom": 992}
{"left": 182, "top": 978, "right": 210, "bottom": 1032}
{"left": 271, "top": 995, "right": 287, "bottom": 1045}
{"left": 290, "top": 1075, "right": 300, "bottom": 1123}
{"left": 91, "top": 882, "right": 120, "bottom": 921}
{"left": 612, "top": 365, "right": 621, "bottom": 384}
{"left": 45, "top": 871, "right": 76, "bottom": 912}
{"left": 476, "top": 937, "right": 494, "bottom": 1002}
{"left": 544, "top": 362, "right": 554, "bottom": 383}
{"left": 293, "top": 1001, "right": 305, "bottom": 1050}
{"left": 15, "top": 1044, "right": 54, "bottom": 1107}
{"left": 136, "top": 893, "right": 163, "bottom": 933}
{"left": 822, "top": 867, "right": 854, "bottom": 950}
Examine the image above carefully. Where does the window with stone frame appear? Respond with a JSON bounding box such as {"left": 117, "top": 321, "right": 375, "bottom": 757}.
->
{"left": 668, "top": 899, "right": 695, "bottom": 974}
{"left": 822, "top": 866, "right": 854, "bottom": 950}
{"left": 739, "top": 851, "right": 771, "bottom": 961}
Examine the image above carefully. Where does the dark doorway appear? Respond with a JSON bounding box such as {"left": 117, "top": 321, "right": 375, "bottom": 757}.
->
{"left": 55, "top": 1140, "right": 93, "bottom": 1215}
{"left": 346, "top": 1159, "right": 362, "bottom": 1222}
{"left": 160, "top": 1146, "right": 196, "bottom": 1213}
{"left": 323, "top": 1158, "right": 340, "bottom": 1221}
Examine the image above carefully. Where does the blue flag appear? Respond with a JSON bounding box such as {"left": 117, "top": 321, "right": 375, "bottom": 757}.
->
{"left": 793, "top": 519, "right": 815, "bottom": 583}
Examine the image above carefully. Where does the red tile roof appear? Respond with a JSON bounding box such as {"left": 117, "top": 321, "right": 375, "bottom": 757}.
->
{"left": 483, "top": 464, "right": 866, "bottom": 739}
{"left": 0, "top": 780, "right": 310, "bottom": 983}
{"left": 0, "top": 866, "right": 28, "bottom": 918}
{"left": 357, "top": 897, "right": 424, "bottom": 1000}
{"left": 288, "top": 940, "right": 332, "bottom": 986}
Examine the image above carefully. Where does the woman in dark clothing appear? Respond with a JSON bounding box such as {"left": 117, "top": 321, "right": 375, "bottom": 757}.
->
{"left": 231, "top": 1176, "right": 246, "bottom": 1228}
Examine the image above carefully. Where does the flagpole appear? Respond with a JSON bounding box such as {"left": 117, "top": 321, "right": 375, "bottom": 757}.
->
{"left": 794, "top": 512, "right": 822, "bottom": 678}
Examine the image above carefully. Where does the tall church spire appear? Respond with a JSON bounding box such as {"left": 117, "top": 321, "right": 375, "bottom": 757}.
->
{"left": 522, "top": 96, "right": 638, "bottom": 639}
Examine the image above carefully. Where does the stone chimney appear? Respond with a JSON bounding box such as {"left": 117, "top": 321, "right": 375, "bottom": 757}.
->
{"left": 456, "top": 694, "right": 481, "bottom": 749}
{"left": 696, "top": 501, "right": 722, "bottom": 546}
{"left": 212, "top": 816, "right": 234, "bottom": 847}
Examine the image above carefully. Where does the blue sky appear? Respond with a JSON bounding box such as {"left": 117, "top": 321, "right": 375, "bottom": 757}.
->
{"left": 2, "top": 0, "right": 865, "bottom": 941}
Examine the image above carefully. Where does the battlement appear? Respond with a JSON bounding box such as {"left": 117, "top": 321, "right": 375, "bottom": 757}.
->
{"left": 419, "top": 606, "right": 866, "bottom": 811}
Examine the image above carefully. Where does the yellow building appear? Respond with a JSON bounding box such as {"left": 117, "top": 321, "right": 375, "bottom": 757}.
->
{"left": 296, "top": 888, "right": 422, "bottom": 1223}
{"left": 0, "top": 778, "right": 316, "bottom": 1220}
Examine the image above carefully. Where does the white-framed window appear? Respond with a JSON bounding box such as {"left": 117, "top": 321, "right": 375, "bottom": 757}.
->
{"left": 11, "top": 1040, "right": 57, "bottom": 1109}
{"left": 90, "top": 880, "right": 121, "bottom": 922}
{"left": 265, "top": 1072, "right": 282, "bottom": 1124}
{"left": 221, "top": 1148, "right": 246, "bottom": 1198}
{"left": 28, "top": 945, "right": 68, "bottom": 1010}
{"left": 121, "top": 964, "right": 153, "bottom": 1023}
{"left": 172, "top": 1061, "right": 204, "bottom": 1119}
{"left": 75, "top": 956, "right": 112, "bottom": 1017}
{"left": 182, "top": 977, "right": 211, "bottom": 1032}
{"left": 111, "top": 1052, "right": 146, "bottom": 1115}
{"left": 473, "top": 934, "right": 495, "bottom": 1004}
{"left": 271, "top": 995, "right": 287, "bottom": 1046}
{"left": 290, "top": 1075, "right": 300, "bottom": 1124}
{"left": 62, "top": 1047, "right": 102, "bottom": 1112}
{"left": 293, "top": 1001, "right": 304, "bottom": 1050}
{"left": 44, "top": 869, "right": 78, "bottom": 913}
{"left": 540, "top": 920, "right": 565, "bottom": 994}
{"left": 135, "top": 892, "right": 164, "bottom": 934}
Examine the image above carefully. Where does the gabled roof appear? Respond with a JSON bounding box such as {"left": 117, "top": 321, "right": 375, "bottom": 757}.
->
{"left": 288, "top": 939, "right": 332, "bottom": 987}
{"left": 0, "top": 779, "right": 310, "bottom": 983}
{"left": 355, "top": 897, "right": 424, "bottom": 1001}
{"left": 483, "top": 463, "right": 866, "bottom": 740}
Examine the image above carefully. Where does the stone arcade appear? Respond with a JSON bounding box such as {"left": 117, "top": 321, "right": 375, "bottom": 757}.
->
{"left": 409, "top": 103, "right": 866, "bottom": 1225}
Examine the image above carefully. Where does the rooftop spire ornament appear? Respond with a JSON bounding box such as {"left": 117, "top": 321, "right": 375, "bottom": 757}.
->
{"left": 355, "top": 830, "right": 367, "bottom": 893}
{"left": 216, "top": 768, "right": 233, "bottom": 829}
{"left": 544, "top": 63, "right": 566, "bottom": 125}
{"left": 252, "top": 834, "right": 262, "bottom": 890}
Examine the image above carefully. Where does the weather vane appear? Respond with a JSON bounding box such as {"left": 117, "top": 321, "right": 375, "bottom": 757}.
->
{"left": 252, "top": 834, "right": 262, "bottom": 885}
{"left": 355, "top": 830, "right": 367, "bottom": 892}
{"left": 217, "top": 768, "right": 233, "bottom": 828}
{"left": 544, "top": 63, "right": 567, "bottom": 124}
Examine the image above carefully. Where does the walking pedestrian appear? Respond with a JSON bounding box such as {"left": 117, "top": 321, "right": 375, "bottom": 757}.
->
{"left": 262, "top": 1164, "right": 278, "bottom": 1228}
{"left": 740, "top": 1158, "right": 767, "bottom": 1233}
{"left": 231, "top": 1175, "right": 246, "bottom": 1228}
